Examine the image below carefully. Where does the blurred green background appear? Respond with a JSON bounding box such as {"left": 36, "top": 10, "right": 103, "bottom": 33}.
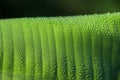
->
{"left": 0, "top": 0, "right": 120, "bottom": 18}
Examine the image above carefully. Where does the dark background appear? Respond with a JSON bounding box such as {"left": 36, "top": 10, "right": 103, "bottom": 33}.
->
{"left": 0, "top": 0, "right": 120, "bottom": 18}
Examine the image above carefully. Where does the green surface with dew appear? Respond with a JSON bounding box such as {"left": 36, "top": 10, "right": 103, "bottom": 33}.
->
{"left": 0, "top": 12, "right": 120, "bottom": 80}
